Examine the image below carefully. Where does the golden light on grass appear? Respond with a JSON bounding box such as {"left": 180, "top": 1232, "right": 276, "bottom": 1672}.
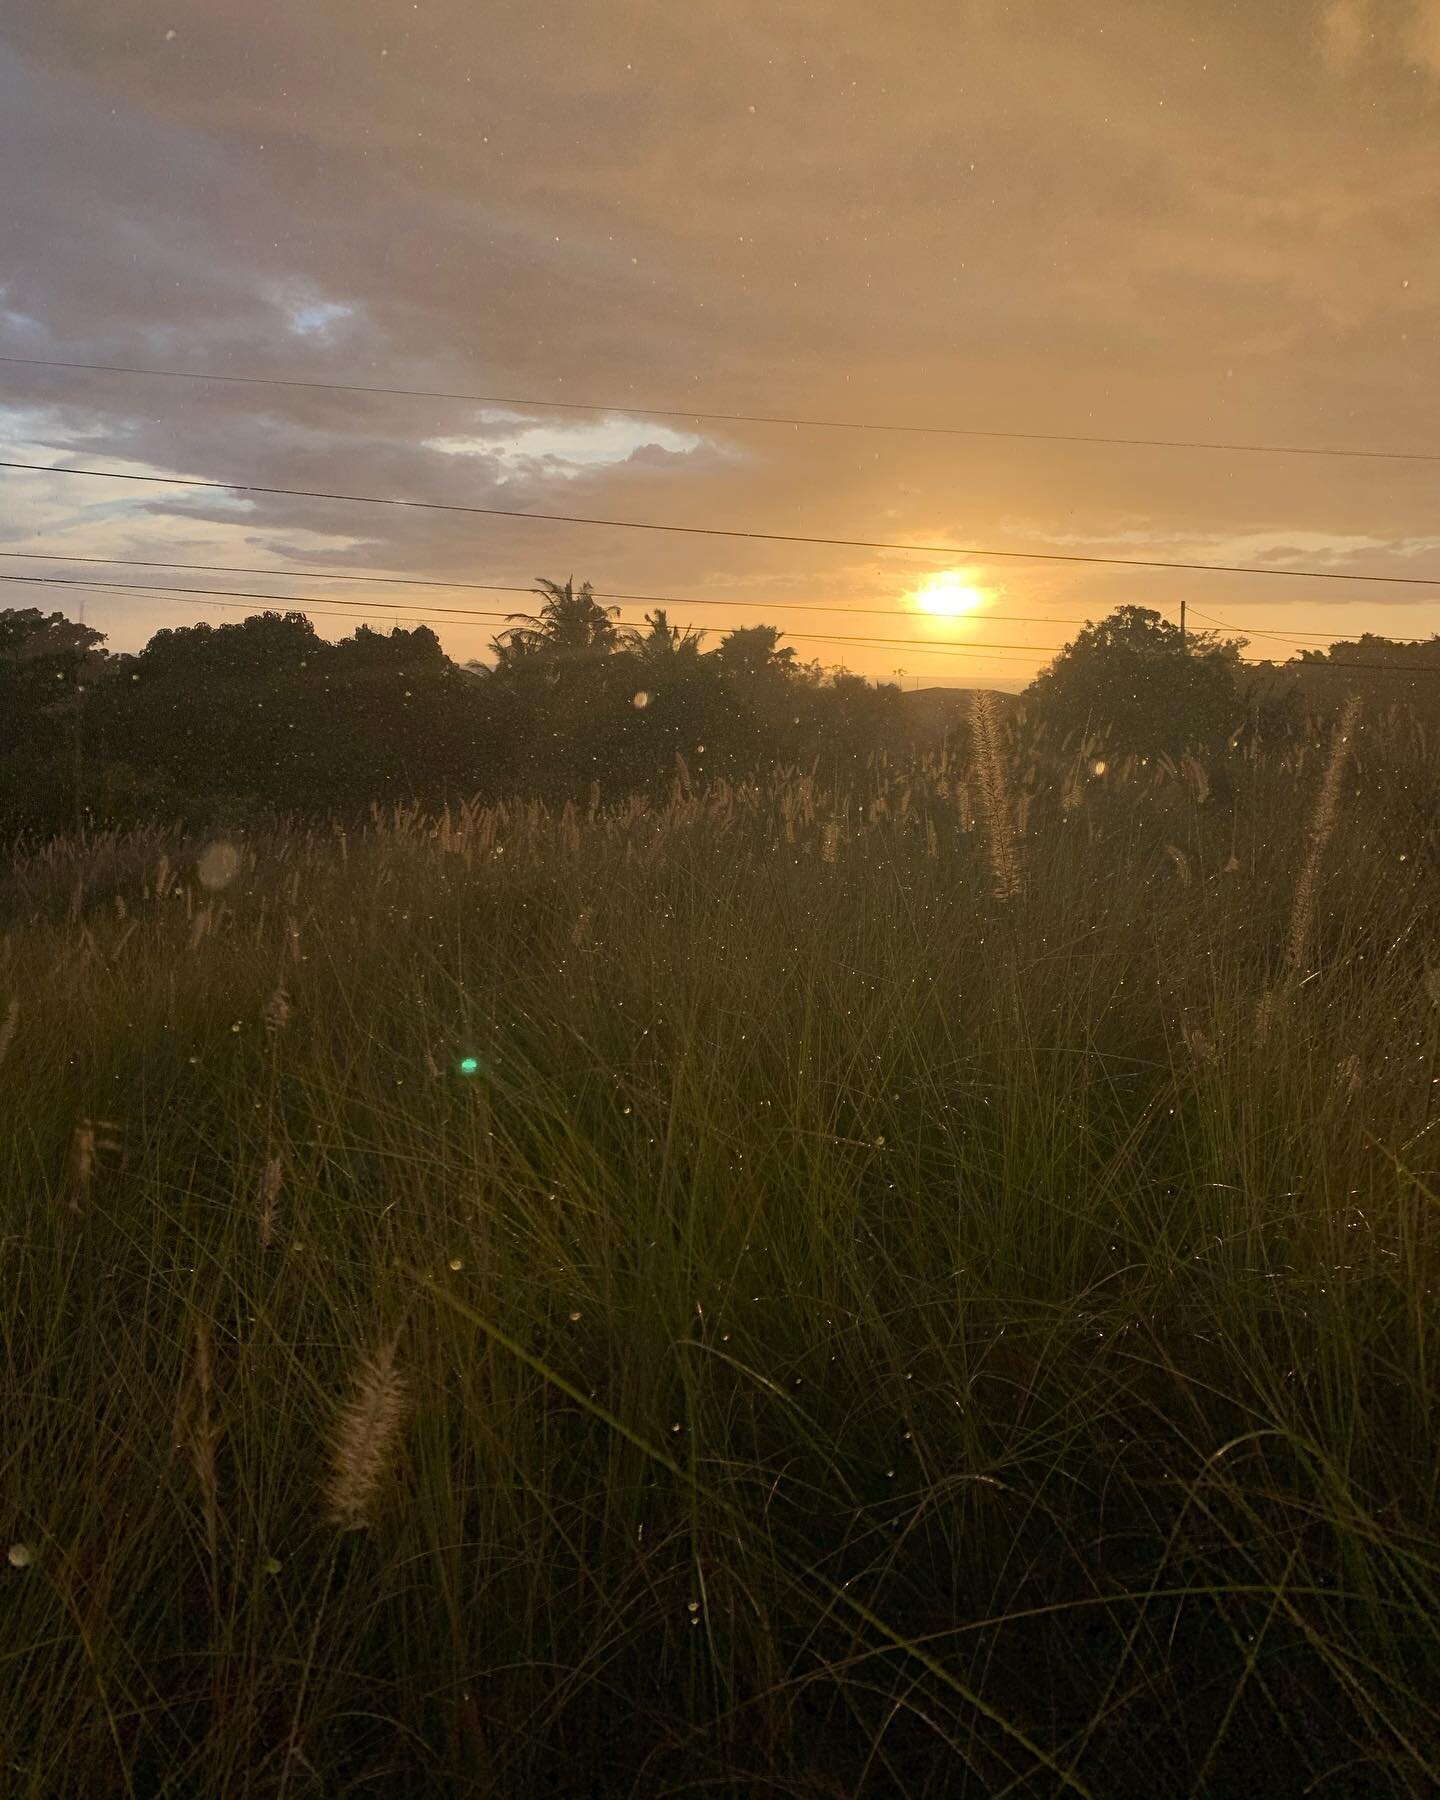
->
{"left": 912, "top": 571, "right": 987, "bottom": 620}
{"left": 970, "top": 689, "right": 1023, "bottom": 900}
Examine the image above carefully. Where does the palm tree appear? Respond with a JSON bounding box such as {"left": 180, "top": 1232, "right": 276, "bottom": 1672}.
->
{"left": 493, "top": 577, "right": 620, "bottom": 666}
{"left": 621, "top": 609, "right": 705, "bottom": 670}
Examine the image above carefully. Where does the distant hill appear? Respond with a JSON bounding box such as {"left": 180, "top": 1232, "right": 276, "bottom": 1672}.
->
{"left": 897, "top": 685, "right": 1020, "bottom": 747}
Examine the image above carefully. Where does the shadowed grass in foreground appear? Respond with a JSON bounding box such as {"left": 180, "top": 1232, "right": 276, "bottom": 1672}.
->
{"left": 1, "top": 721, "right": 1437, "bottom": 1796}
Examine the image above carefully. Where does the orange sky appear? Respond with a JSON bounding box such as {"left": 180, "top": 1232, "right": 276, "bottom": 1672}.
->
{"left": 2, "top": 0, "right": 1437, "bottom": 687}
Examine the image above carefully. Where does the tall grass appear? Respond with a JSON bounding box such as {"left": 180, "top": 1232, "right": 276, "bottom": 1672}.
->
{"left": 1, "top": 712, "right": 1436, "bottom": 1796}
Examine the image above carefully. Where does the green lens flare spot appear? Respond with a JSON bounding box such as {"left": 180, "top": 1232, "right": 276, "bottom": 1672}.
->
{"left": 458, "top": 1056, "right": 480, "bottom": 1076}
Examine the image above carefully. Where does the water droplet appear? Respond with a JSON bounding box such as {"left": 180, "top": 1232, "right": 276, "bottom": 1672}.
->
{"left": 448, "top": 1258, "right": 463, "bottom": 1271}
{"left": 196, "top": 840, "right": 240, "bottom": 890}
{"left": 569, "top": 1310, "right": 582, "bottom": 1322}
{"left": 7, "top": 1543, "right": 33, "bottom": 1569}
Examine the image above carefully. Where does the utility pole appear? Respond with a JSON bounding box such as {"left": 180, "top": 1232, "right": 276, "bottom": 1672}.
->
{"left": 1179, "top": 599, "right": 1187, "bottom": 644}
{"left": 73, "top": 596, "right": 86, "bottom": 837}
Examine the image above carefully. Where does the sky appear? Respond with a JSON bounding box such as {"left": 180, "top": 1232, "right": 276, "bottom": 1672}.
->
{"left": 1, "top": 0, "right": 1438, "bottom": 687}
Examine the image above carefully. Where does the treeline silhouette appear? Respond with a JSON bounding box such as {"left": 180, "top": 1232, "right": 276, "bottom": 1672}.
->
{"left": 2, "top": 579, "right": 1437, "bottom": 840}
{"left": 0, "top": 579, "right": 914, "bottom": 838}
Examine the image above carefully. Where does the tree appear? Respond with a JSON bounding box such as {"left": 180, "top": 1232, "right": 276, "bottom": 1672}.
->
{"left": 494, "top": 577, "right": 620, "bottom": 666}
{"left": 711, "top": 624, "right": 796, "bottom": 680}
{"left": 621, "top": 608, "right": 704, "bottom": 670}
{"left": 0, "top": 609, "right": 108, "bottom": 833}
{"left": 1025, "top": 605, "right": 1244, "bottom": 756}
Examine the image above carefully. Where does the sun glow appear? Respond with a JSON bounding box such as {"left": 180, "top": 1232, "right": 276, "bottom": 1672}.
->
{"left": 913, "top": 572, "right": 986, "bottom": 619}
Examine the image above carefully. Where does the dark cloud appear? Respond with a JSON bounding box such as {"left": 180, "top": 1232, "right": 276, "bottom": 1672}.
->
{"left": 2, "top": 2, "right": 1437, "bottom": 676}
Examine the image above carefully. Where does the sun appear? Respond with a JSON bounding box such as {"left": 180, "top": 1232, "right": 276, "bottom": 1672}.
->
{"left": 913, "top": 572, "right": 986, "bottom": 618}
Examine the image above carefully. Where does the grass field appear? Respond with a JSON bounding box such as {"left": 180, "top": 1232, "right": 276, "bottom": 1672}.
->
{"left": 2, "top": 710, "right": 1437, "bottom": 1797}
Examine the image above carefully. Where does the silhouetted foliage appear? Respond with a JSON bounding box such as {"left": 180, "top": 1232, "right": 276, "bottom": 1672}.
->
{"left": 0, "top": 608, "right": 107, "bottom": 831}
{"left": 1025, "top": 604, "right": 1245, "bottom": 757}
{"left": 495, "top": 576, "right": 620, "bottom": 666}
{"left": 0, "top": 585, "right": 1422, "bottom": 843}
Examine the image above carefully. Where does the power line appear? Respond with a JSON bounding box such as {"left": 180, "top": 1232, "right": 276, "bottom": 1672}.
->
{"left": 4, "top": 350, "right": 1437, "bottom": 465}
{"left": 0, "top": 550, "right": 1114, "bottom": 629}
{"left": 1184, "top": 604, "right": 1408, "bottom": 649}
{"left": 0, "top": 573, "right": 1055, "bottom": 663}
{"left": 7, "top": 456, "right": 1440, "bottom": 593}
{"left": 0, "top": 549, "right": 1424, "bottom": 645}
{"left": 7, "top": 571, "right": 1439, "bottom": 674}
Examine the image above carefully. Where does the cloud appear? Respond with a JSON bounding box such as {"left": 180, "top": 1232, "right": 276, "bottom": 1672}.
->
{"left": 424, "top": 411, "right": 708, "bottom": 481}
{"left": 1323, "top": 0, "right": 1440, "bottom": 77}
{"left": 1320, "top": 0, "right": 1372, "bottom": 69}
{"left": 284, "top": 297, "right": 355, "bottom": 338}
{"left": 1409, "top": 0, "right": 1440, "bottom": 71}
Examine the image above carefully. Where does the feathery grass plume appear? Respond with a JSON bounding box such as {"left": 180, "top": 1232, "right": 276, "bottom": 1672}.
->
{"left": 1424, "top": 967, "right": 1440, "bottom": 1008}
{"left": 325, "top": 1338, "right": 407, "bottom": 1532}
{"left": 1180, "top": 753, "right": 1211, "bottom": 804}
{"left": 1182, "top": 1022, "right": 1216, "bottom": 1064}
{"left": 1336, "top": 1053, "right": 1364, "bottom": 1096}
{"left": 258, "top": 1155, "right": 282, "bottom": 1250}
{"left": 1284, "top": 693, "right": 1361, "bottom": 979}
{"left": 263, "top": 985, "right": 292, "bottom": 1036}
{"left": 66, "top": 1117, "right": 102, "bottom": 1210}
{"left": 0, "top": 998, "right": 17, "bottom": 1069}
{"left": 820, "top": 821, "right": 841, "bottom": 865}
{"left": 188, "top": 905, "right": 214, "bottom": 952}
{"left": 1164, "top": 845, "right": 1192, "bottom": 887}
{"left": 970, "top": 689, "right": 1022, "bottom": 899}
{"left": 1254, "top": 985, "right": 1282, "bottom": 1047}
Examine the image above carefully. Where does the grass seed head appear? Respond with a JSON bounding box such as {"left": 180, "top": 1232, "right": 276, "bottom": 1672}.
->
{"left": 263, "top": 986, "right": 292, "bottom": 1036}
{"left": 326, "top": 1339, "right": 408, "bottom": 1532}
